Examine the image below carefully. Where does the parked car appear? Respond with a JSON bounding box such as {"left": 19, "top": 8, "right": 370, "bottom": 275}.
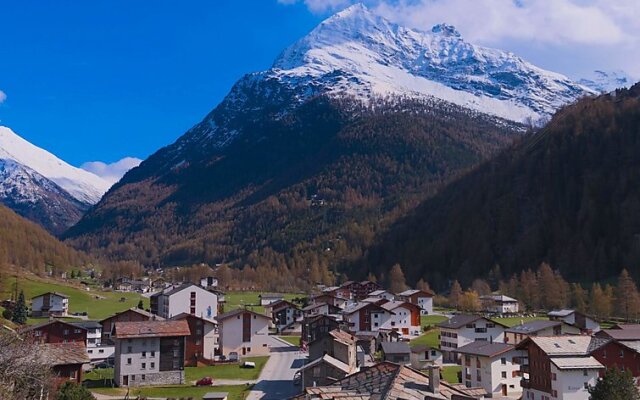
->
{"left": 93, "top": 361, "right": 112, "bottom": 369}
{"left": 195, "top": 377, "right": 213, "bottom": 386}
{"left": 241, "top": 361, "right": 256, "bottom": 368}
{"left": 228, "top": 352, "right": 239, "bottom": 362}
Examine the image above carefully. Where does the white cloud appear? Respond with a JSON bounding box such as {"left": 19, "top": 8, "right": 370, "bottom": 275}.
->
{"left": 81, "top": 157, "right": 142, "bottom": 185}
{"left": 0, "top": 90, "right": 6, "bottom": 104}
{"left": 279, "top": 0, "right": 640, "bottom": 80}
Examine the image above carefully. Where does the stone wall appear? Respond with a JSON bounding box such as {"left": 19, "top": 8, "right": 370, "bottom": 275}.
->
{"left": 124, "top": 370, "right": 185, "bottom": 387}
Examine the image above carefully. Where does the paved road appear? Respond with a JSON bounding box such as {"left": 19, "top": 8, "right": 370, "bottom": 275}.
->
{"left": 246, "top": 336, "right": 307, "bottom": 400}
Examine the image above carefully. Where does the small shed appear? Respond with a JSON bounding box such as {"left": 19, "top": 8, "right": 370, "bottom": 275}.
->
{"left": 381, "top": 341, "right": 411, "bottom": 365}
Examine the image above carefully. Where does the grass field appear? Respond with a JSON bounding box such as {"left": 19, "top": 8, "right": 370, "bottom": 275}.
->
{"left": 410, "top": 329, "right": 440, "bottom": 349}
{"left": 8, "top": 275, "right": 148, "bottom": 324}
{"left": 223, "top": 292, "right": 303, "bottom": 314}
{"left": 184, "top": 357, "right": 269, "bottom": 382}
{"left": 279, "top": 336, "right": 301, "bottom": 346}
{"left": 420, "top": 314, "right": 448, "bottom": 327}
{"left": 91, "top": 384, "right": 252, "bottom": 399}
{"left": 442, "top": 366, "right": 461, "bottom": 384}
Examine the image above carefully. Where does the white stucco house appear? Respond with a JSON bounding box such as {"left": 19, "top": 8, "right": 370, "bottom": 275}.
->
{"left": 31, "top": 292, "right": 69, "bottom": 317}
{"left": 150, "top": 283, "right": 218, "bottom": 321}
{"left": 397, "top": 289, "right": 434, "bottom": 315}
{"left": 217, "top": 309, "right": 271, "bottom": 358}
{"left": 438, "top": 315, "right": 507, "bottom": 363}
{"left": 458, "top": 341, "right": 525, "bottom": 398}
{"left": 480, "top": 295, "right": 520, "bottom": 315}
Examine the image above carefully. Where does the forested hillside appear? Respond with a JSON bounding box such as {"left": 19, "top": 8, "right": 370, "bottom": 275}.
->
{"left": 361, "top": 83, "right": 640, "bottom": 289}
{"left": 65, "top": 97, "right": 521, "bottom": 289}
{"left": 0, "top": 204, "right": 90, "bottom": 274}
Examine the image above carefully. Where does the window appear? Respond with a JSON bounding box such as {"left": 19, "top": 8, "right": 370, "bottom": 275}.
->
{"left": 584, "top": 382, "right": 589, "bottom": 389}
{"left": 150, "top": 351, "right": 155, "bottom": 357}
{"left": 74, "top": 329, "right": 82, "bottom": 334}
{"left": 131, "top": 375, "right": 136, "bottom": 381}
{"left": 127, "top": 358, "right": 132, "bottom": 365}
{"left": 552, "top": 390, "right": 557, "bottom": 397}
{"left": 501, "top": 371, "right": 507, "bottom": 378}
{"left": 127, "top": 346, "right": 132, "bottom": 353}
{"left": 196, "top": 340, "right": 201, "bottom": 345}
{"left": 501, "top": 357, "right": 506, "bottom": 365}
{"left": 620, "top": 350, "right": 624, "bottom": 358}
{"left": 141, "top": 363, "right": 146, "bottom": 370}
{"left": 150, "top": 362, "right": 155, "bottom": 369}
{"left": 63, "top": 329, "right": 69, "bottom": 335}
{"left": 142, "top": 351, "right": 146, "bottom": 358}
{"left": 583, "top": 369, "right": 588, "bottom": 376}
{"left": 196, "top": 329, "right": 202, "bottom": 335}
{"left": 69, "top": 370, "right": 76, "bottom": 379}
{"left": 88, "top": 350, "right": 93, "bottom": 354}
{"left": 247, "top": 347, "right": 251, "bottom": 352}
{"left": 141, "top": 375, "right": 145, "bottom": 381}
{"left": 99, "top": 349, "right": 104, "bottom": 354}
{"left": 172, "top": 360, "right": 180, "bottom": 369}
{"left": 552, "top": 373, "right": 557, "bottom": 381}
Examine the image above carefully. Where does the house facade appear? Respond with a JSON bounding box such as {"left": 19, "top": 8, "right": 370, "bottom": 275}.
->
{"left": 410, "top": 345, "right": 443, "bottom": 369}
{"left": 438, "top": 315, "right": 507, "bottom": 363}
{"left": 113, "top": 320, "right": 190, "bottom": 387}
{"left": 381, "top": 341, "right": 411, "bottom": 365}
{"left": 31, "top": 292, "right": 69, "bottom": 317}
{"left": 21, "top": 320, "right": 87, "bottom": 345}
{"left": 397, "top": 289, "right": 434, "bottom": 315}
{"left": 71, "top": 320, "right": 115, "bottom": 361}
{"left": 171, "top": 313, "right": 218, "bottom": 366}
{"left": 266, "top": 299, "right": 301, "bottom": 331}
{"left": 217, "top": 309, "right": 271, "bottom": 358}
{"left": 379, "top": 301, "right": 421, "bottom": 337}
{"left": 590, "top": 339, "right": 640, "bottom": 382}
{"left": 548, "top": 310, "right": 600, "bottom": 334}
{"left": 480, "top": 295, "right": 519, "bottom": 314}
{"left": 504, "top": 320, "right": 581, "bottom": 345}
{"left": 299, "top": 354, "right": 352, "bottom": 388}
{"left": 342, "top": 303, "right": 391, "bottom": 332}
{"left": 302, "top": 314, "right": 340, "bottom": 344}
{"left": 41, "top": 342, "right": 90, "bottom": 385}
{"left": 517, "top": 336, "right": 605, "bottom": 400}
{"left": 150, "top": 283, "right": 218, "bottom": 321}
{"left": 458, "top": 341, "right": 525, "bottom": 398}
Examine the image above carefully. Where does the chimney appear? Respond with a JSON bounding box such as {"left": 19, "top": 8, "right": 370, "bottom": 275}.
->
{"left": 428, "top": 365, "right": 440, "bottom": 394}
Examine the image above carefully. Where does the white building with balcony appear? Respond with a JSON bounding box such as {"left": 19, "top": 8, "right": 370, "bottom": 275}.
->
{"left": 438, "top": 315, "right": 507, "bottom": 363}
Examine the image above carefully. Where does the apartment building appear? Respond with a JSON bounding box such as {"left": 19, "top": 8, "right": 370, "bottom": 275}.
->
{"left": 217, "top": 309, "right": 271, "bottom": 358}
{"left": 438, "top": 315, "right": 507, "bottom": 363}
{"left": 150, "top": 283, "right": 218, "bottom": 321}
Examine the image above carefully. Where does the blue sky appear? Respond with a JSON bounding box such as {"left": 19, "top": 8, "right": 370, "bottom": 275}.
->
{"left": 1, "top": 0, "right": 637, "bottom": 168}
{"left": 0, "top": 1, "right": 322, "bottom": 166}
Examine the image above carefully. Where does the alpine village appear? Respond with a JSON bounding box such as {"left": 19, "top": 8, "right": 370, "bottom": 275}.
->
{"left": 1, "top": 3, "right": 640, "bottom": 400}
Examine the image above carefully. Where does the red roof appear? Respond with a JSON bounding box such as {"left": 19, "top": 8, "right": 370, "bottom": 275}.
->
{"left": 114, "top": 320, "right": 190, "bottom": 338}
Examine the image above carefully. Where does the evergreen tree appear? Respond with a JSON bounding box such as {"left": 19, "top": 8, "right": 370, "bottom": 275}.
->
{"left": 616, "top": 269, "right": 640, "bottom": 320}
{"left": 449, "top": 280, "right": 463, "bottom": 308}
{"left": 12, "top": 290, "right": 27, "bottom": 325}
{"left": 137, "top": 300, "right": 144, "bottom": 310}
{"left": 416, "top": 278, "right": 431, "bottom": 293}
{"left": 588, "top": 368, "right": 639, "bottom": 400}
{"left": 571, "top": 283, "right": 587, "bottom": 313}
{"left": 70, "top": 270, "right": 76, "bottom": 279}
{"left": 55, "top": 381, "right": 96, "bottom": 400}
{"left": 388, "top": 264, "right": 407, "bottom": 294}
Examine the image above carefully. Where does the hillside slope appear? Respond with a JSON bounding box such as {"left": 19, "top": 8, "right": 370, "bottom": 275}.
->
{"left": 0, "top": 204, "right": 90, "bottom": 273}
{"left": 361, "top": 83, "right": 640, "bottom": 289}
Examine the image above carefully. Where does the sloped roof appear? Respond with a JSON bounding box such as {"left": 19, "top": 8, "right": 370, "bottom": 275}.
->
{"left": 216, "top": 308, "right": 271, "bottom": 322}
{"left": 171, "top": 312, "right": 217, "bottom": 325}
{"left": 599, "top": 328, "right": 640, "bottom": 341}
{"left": 550, "top": 356, "right": 604, "bottom": 370}
{"left": 437, "top": 314, "right": 483, "bottom": 329}
{"left": 480, "top": 294, "right": 518, "bottom": 302}
{"left": 293, "top": 362, "right": 474, "bottom": 400}
{"left": 456, "top": 341, "right": 514, "bottom": 358}
{"left": 70, "top": 320, "right": 102, "bottom": 330}
{"left": 505, "top": 320, "right": 562, "bottom": 333}
{"left": 369, "top": 290, "right": 391, "bottom": 296}
{"left": 100, "top": 307, "right": 165, "bottom": 323}
{"left": 31, "top": 291, "right": 68, "bottom": 299}
{"left": 548, "top": 309, "right": 575, "bottom": 318}
{"left": 381, "top": 341, "right": 410, "bottom": 355}
{"left": 114, "top": 320, "right": 190, "bottom": 338}
{"left": 343, "top": 302, "right": 390, "bottom": 315}
{"left": 380, "top": 301, "right": 419, "bottom": 312}
{"left": 299, "top": 354, "right": 352, "bottom": 374}
{"left": 41, "top": 342, "right": 90, "bottom": 365}
{"left": 398, "top": 289, "right": 434, "bottom": 297}
{"left": 330, "top": 329, "right": 356, "bottom": 346}
{"left": 522, "top": 336, "right": 607, "bottom": 355}
{"left": 19, "top": 319, "right": 85, "bottom": 334}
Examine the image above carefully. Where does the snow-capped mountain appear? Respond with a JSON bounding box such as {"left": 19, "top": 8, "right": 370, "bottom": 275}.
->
{"left": 264, "top": 3, "right": 593, "bottom": 123}
{"left": 0, "top": 158, "right": 89, "bottom": 233}
{"left": 578, "top": 70, "right": 635, "bottom": 93}
{"left": 0, "top": 126, "right": 110, "bottom": 204}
